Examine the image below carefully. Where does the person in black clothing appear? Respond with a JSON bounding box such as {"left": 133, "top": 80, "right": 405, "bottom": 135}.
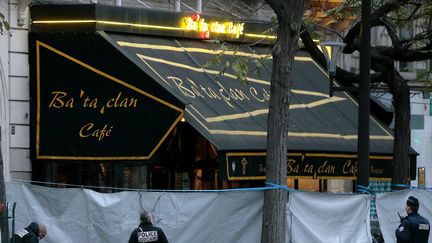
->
{"left": 128, "top": 210, "right": 169, "bottom": 243}
{"left": 10, "top": 222, "right": 47, "bottom": 243}
{"left": 395, "top": 196, "right": 430, "bottom": 243}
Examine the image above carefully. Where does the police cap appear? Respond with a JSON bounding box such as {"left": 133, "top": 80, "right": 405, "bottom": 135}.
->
{"left": 407, "top": 196, "right": 419, "bottom": 207}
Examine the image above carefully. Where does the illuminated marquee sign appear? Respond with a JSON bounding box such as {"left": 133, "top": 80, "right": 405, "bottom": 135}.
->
{"left": 182, "top": 14, "right": 245, "bottom": 39}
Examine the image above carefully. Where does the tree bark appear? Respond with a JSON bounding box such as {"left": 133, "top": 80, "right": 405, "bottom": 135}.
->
{"left": 387, "top": 71, "right": 411, "bottom": 188}
{"left": 261, "top": 1, "right": 305, "bottom": 242}
{"left": 371, "top": 57, "right": 411, "bottom": 189}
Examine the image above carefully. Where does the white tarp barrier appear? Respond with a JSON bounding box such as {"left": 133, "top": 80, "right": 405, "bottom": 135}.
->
{"left": 6, "top": 182, "right": 372, "bottom": 243}
{"left": 6, "top": 182, "right": 263, "bottom": 243}
{"left": 288, "top": 191, "right": 372, "bottom": 243}
{"left": 376, "top": 189, "right": 432, "bottom": 243}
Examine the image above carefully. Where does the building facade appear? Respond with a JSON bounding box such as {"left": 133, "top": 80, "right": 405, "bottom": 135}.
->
{"left": 1, "top": 0, "right": 32, "bottom": 182}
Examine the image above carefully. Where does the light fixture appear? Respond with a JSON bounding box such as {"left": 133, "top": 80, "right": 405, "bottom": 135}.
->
{"left": 319, "top": 41, "right": 346, "bottom": 97}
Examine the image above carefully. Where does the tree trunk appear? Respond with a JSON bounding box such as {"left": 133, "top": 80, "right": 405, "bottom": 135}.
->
{"left": 301, "top": 1, "right": 416, "bottom": 193}
{"left": 387, "top": 71, "right": 411, "bottom": 189}
{"left": 262, "top": 1, "right": 305, "bottom": 242}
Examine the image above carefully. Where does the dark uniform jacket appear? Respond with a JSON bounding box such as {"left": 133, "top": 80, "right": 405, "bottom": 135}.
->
{"left": 395, "top": 212, "right": 430, "bottom": 243}
{"left": 128, "top": 222, "right": 169, "bottom": 243}
{"left": 10, "top": 222, "right": 40, "bottom": 243}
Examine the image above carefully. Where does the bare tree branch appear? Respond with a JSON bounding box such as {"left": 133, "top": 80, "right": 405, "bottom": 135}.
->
{"left": 380, "top": 17, "right": 403, "bottom": 50}
{"left": 344, "top": 0, "right": 408, "bottom": 53}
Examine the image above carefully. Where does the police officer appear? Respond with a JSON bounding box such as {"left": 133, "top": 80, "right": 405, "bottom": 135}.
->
{"left": 395, "top": 196, "right": 430, "bottom": 243}
{"left": 128, "top": 210, "right": 169, "bottom": 243}
{"left": 10, "top": 222, "right": 47, "bottom": 243}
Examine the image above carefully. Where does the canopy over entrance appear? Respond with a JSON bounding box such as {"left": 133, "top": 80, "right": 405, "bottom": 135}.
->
{"left": 29, "top": 3, "right": 417, "bottom": 180}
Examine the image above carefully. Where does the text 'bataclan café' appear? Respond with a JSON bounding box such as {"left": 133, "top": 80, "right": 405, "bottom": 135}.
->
{"left": 29, "top": 2, "right": 416, "bottom": 192}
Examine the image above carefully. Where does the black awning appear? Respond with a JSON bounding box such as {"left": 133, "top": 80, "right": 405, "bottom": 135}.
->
{"left": 104, "top": 33, "right": 396, "bottom": 155}
{"left": 28, "top": 3, "right": 418, "bottom": 180}
{"left": 30, "top": 32, "right": 184, "bottom": 160}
